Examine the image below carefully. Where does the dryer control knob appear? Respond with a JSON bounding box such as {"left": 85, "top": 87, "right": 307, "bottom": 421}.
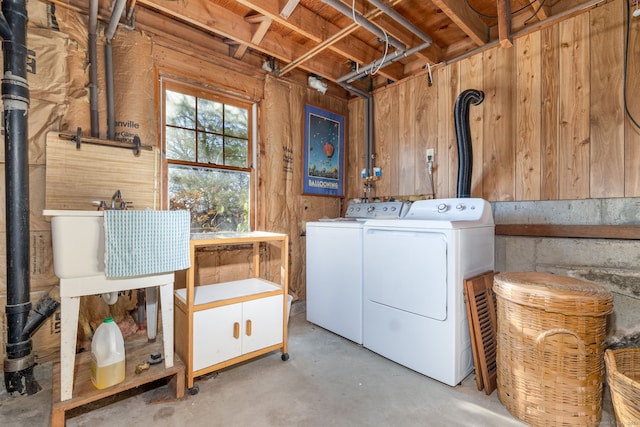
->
{"left": 437, "top": 203, "right": 448, "bottom": 213}
{"left": 456, "top": 204, "right": 465, "bottom": 211}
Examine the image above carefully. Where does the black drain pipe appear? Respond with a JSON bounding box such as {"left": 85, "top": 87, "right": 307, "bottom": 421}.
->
{"left": 3, "top": 0, "right": 60, "bottom": 395}
{"left": 453, "top": 89, "right": 484, "bottom": 198}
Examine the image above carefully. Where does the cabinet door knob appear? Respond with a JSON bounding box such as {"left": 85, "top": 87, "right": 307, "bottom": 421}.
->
{"left": 246, "top": 319, "right": 252, "bottom": 336}
{"left": 233, "top": 322, "right": 240, "bottom": 339}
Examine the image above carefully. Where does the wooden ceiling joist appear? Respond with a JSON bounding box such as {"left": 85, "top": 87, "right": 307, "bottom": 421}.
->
{"left": 497, "top": 0, "right": 513, "bottom": 48}
{"left": 280, "top": 0, "right": 301, "bottom": 19}
{"left": 231, "top": 15, "right": 272, "bottom": 59}
{"left": 237, "top": 0, "right": 405, "bottom": 81}
{"left": 431, "top": 0, "right": 490, "bottom": 46}
{"left": 137, "top": 0, "right": 346, "bottom": 82}
{"left": 530, "top": 0, "right": 552, "bottom": 21}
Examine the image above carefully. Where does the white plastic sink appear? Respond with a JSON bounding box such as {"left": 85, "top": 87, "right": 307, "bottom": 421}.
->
{"left": 43, "top": 210, "right": 105, "bottom": 279}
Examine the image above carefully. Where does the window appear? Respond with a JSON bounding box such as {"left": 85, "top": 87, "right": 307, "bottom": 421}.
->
{"left": 162, "top": 80, "right": 253, "bottom": 233}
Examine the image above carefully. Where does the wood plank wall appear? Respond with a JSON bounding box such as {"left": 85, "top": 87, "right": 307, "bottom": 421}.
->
{"left": 347, "top": 0, "right": 640, "bottom": 202}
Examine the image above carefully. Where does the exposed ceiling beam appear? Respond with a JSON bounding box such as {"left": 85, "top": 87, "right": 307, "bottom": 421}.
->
{"left": 280, "top": 0, "right": 301, "bottom": 19}
{"left": 136, "top": 0, "right": 348, "bottom": 82}
{"left": 237, "top": 0, "right": 404, "bottom": 81}
{"left": 230, "top": 14, "right": 273, "bottom": 59}
{"left": 530, "top": 0, "right": 552, "bottom": 21}
{"left": 430, "top": 0, "right": 489, "bottom": 46}
{"left": 497, "top": 0, "right": 513, "bottom": 48}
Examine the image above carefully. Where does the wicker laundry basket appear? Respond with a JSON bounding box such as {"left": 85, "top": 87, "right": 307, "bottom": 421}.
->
{"left": 605, "top": 348, "right": 640, "bottom": 426}
{"left": 493, "top": 272, "right": 613, "bottom": 427}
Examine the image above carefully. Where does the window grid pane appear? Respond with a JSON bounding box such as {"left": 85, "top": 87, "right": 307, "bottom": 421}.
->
{"left": 165, "top": 83, "right": 252, "bottom": 232}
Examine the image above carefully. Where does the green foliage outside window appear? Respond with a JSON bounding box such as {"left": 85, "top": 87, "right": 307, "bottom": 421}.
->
{"left": 165, "top": 87, "right": 251, "bottom": 232}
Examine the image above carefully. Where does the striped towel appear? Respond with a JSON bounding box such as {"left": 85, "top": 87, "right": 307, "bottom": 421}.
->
{"left": 104, "top": 210, "right": 191, "bottom": 278}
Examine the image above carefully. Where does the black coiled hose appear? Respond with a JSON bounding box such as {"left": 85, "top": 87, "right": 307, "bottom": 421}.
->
{"left": 454, "top": 89, "right": 484, "bottom": 198}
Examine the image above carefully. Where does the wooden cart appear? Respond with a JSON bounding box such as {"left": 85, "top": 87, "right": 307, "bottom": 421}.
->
{"left": 174, "top": 232, "right": 289, "bottom": 393}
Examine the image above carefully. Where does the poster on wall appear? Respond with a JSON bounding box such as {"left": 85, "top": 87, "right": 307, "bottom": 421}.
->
{"left": 303, "top": 104, "right": 345, "bottom": 197}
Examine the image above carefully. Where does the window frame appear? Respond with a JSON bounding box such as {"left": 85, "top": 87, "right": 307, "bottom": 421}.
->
{"left": 160, "top": 77, "right": 256, "bottom": 231}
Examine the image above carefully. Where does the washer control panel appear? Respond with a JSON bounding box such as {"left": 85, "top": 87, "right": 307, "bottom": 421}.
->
{"left": 345, "top": 201, "right": 410, "bottom": 219}
{"left": 405, "top": 198, "right": 492, "bottom": 223}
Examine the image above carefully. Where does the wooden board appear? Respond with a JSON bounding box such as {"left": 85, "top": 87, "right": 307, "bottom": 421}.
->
{"left": 515, "top": 31, "right": 542, "bottom": 201}
{"left": 558, "top": 14, "right": 590, "bottom": 200}
{"left": 44, "top": 132, "right": 158, "bottom": 211}
{"left": 589, "top": 0, "right": 625, "bottom": 198}
{"left": 464, "top": 271, "right": 498, "bottom": 395}
{"left": 51, "top": 336, "right": 185, "bottom": 427}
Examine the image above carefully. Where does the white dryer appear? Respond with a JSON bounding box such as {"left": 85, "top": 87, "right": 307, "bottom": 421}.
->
{"left": 363, "top": 198, "right": 494, "bottom": 386}
{"left": 306, "top": 201, "right": 409, "bottom": 344}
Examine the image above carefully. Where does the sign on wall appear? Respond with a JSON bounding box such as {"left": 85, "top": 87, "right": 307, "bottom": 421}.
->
{"left": 303, "top": 104, "right": 345, "bottom": 197}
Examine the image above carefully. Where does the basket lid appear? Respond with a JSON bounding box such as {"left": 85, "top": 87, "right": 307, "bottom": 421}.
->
{"left": 493, "top": 272, "right": 613, "bottom": 316}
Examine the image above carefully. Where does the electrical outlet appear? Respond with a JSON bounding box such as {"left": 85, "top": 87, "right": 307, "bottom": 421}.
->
{"left": 426, "top": 148, "right": 435, "bottom": 162}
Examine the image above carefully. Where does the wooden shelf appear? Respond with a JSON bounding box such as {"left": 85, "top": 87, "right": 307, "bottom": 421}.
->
{"left": 177, "top": 232, "right": 289, "bottom": 390}
{"left": 495, "top": 224, "right": 640, "bottom": 240}
{"left": 51, "top": 335, "right": 185, "bottom": 426}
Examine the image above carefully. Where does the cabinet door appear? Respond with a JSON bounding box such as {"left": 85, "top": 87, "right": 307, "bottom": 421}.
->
{"left": 242, "top": 295, "right": 283, "bottom": 355}
{"left": 193, "top": 304, "right": 242, "bottom": 371}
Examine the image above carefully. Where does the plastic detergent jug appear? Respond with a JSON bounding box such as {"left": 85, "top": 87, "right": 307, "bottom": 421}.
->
{"left": 90, "top": 317, "right": 126, "bottom": 389}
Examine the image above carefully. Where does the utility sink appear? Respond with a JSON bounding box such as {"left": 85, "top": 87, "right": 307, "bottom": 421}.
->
{"left": 43, "top": 210, "right": 105, "bottom": 279}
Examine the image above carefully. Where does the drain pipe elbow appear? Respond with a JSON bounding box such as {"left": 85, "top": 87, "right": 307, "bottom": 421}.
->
{"left": 21, "top": 287, "right": 60, "bottom": 338}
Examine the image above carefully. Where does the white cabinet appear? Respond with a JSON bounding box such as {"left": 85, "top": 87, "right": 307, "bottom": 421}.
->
{"left": 192, "top": 292, "right": 283, "bottom": 371}
{"left": 174, "top": 232, "right": 289, "bottom": 391}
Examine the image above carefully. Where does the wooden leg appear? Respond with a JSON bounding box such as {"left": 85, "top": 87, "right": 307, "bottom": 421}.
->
{"left": 159, "top": 282, "right": 174, "bottom": 368}
{"left": 168, "top": 367, "right": 185, "bottom": 399}
{"left": 145, "top": 286, "right": 158, "bottom": 342}
{"left": 50, "top": 406, "right": 65, "bottom": 427}
{"left": 60, "top": 295, "right": 80, "bottom": 401}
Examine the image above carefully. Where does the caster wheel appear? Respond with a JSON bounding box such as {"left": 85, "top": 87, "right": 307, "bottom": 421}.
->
{"left": 281, "top": 353, "right": 290, "bottom": 361}
{"left": 188, "top": 384, "right": 200, "bottom": 395}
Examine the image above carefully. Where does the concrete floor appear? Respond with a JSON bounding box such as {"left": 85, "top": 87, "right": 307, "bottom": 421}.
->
{"left": 1, "top": 303, "right": 617, "bottom": 426}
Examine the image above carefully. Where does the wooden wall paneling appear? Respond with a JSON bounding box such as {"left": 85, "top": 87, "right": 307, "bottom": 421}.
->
{"left": 482, "top": 46, "right": 516, "bottom": 201}
{"left": 515, "top": 32, "right": 542, "bottom": 201}
{"left": 435, "top": 66, "right": 453, "bottom": 198}
{"left": 558, "top": 14, "right": 591, "bottom": 200}
{"left": 590, "top": 1, "right": 625, "bottom": 198}
{"left": 624, "top": 3, "right": 640, "bottom": 196}
{"left": 373, "top": 86, "right": 393, "bottom": 198}
{"left": 447, "top": 63, "right": 461, "bottom": 198}
{"left": 399, "top": 79, "right": 416, "bottom": 196}
{"left": 414, "top": 73, "right": 437, "bottom": 197}
{"left": 388, "top": 85, "right": 401, "bottom": 197}
{"left": 540, "top": 25, "right": 560, "bottom": 200}
{"left": 347, "top": 98, "right": 365, "bottom": 200}
{"left": 460, "top": 54, "right": 485, "bottom": 198}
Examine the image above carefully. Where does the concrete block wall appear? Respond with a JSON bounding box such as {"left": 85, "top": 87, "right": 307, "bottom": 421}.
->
{"left": 492, "top": 198, "right": 640, "bottom": 339}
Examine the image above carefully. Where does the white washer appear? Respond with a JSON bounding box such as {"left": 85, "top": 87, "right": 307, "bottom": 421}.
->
{"left": 363, "top": 198, "right": 494, "bottom": 386}
{"left": 306, "top": 201, "right": 408, "bottom": 344}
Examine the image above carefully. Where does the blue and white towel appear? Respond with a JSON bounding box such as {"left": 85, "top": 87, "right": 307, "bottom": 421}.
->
{"left": 104, "top": 209, "right": 191, "bottom": 278}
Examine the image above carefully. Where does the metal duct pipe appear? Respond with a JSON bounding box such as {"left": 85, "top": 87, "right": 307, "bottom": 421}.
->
{"left": 105, "top": 43, "right": 115, "bottom": 140}
{"left": 2, "top": 0, "right": 37, "bottom": 395}
{"left": 367, "top": 0, "right": 432, "bottom": 45}
{"left": 321, "top": 0, "right": 406, "bottom": 52}
{"left": 453, "top": 89, "right": 484, "bottom": 198}
{"left": 105, "top": 0, "right": 126, "bottom": 140}
{"left": 89, "top": 0, "right": 99, "bottom": 137}
{"left": 337, "top": 41, "right": 431, "bottom": 84}
{"left": 105, "top": 0, "right": 126, "bottom": 41}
